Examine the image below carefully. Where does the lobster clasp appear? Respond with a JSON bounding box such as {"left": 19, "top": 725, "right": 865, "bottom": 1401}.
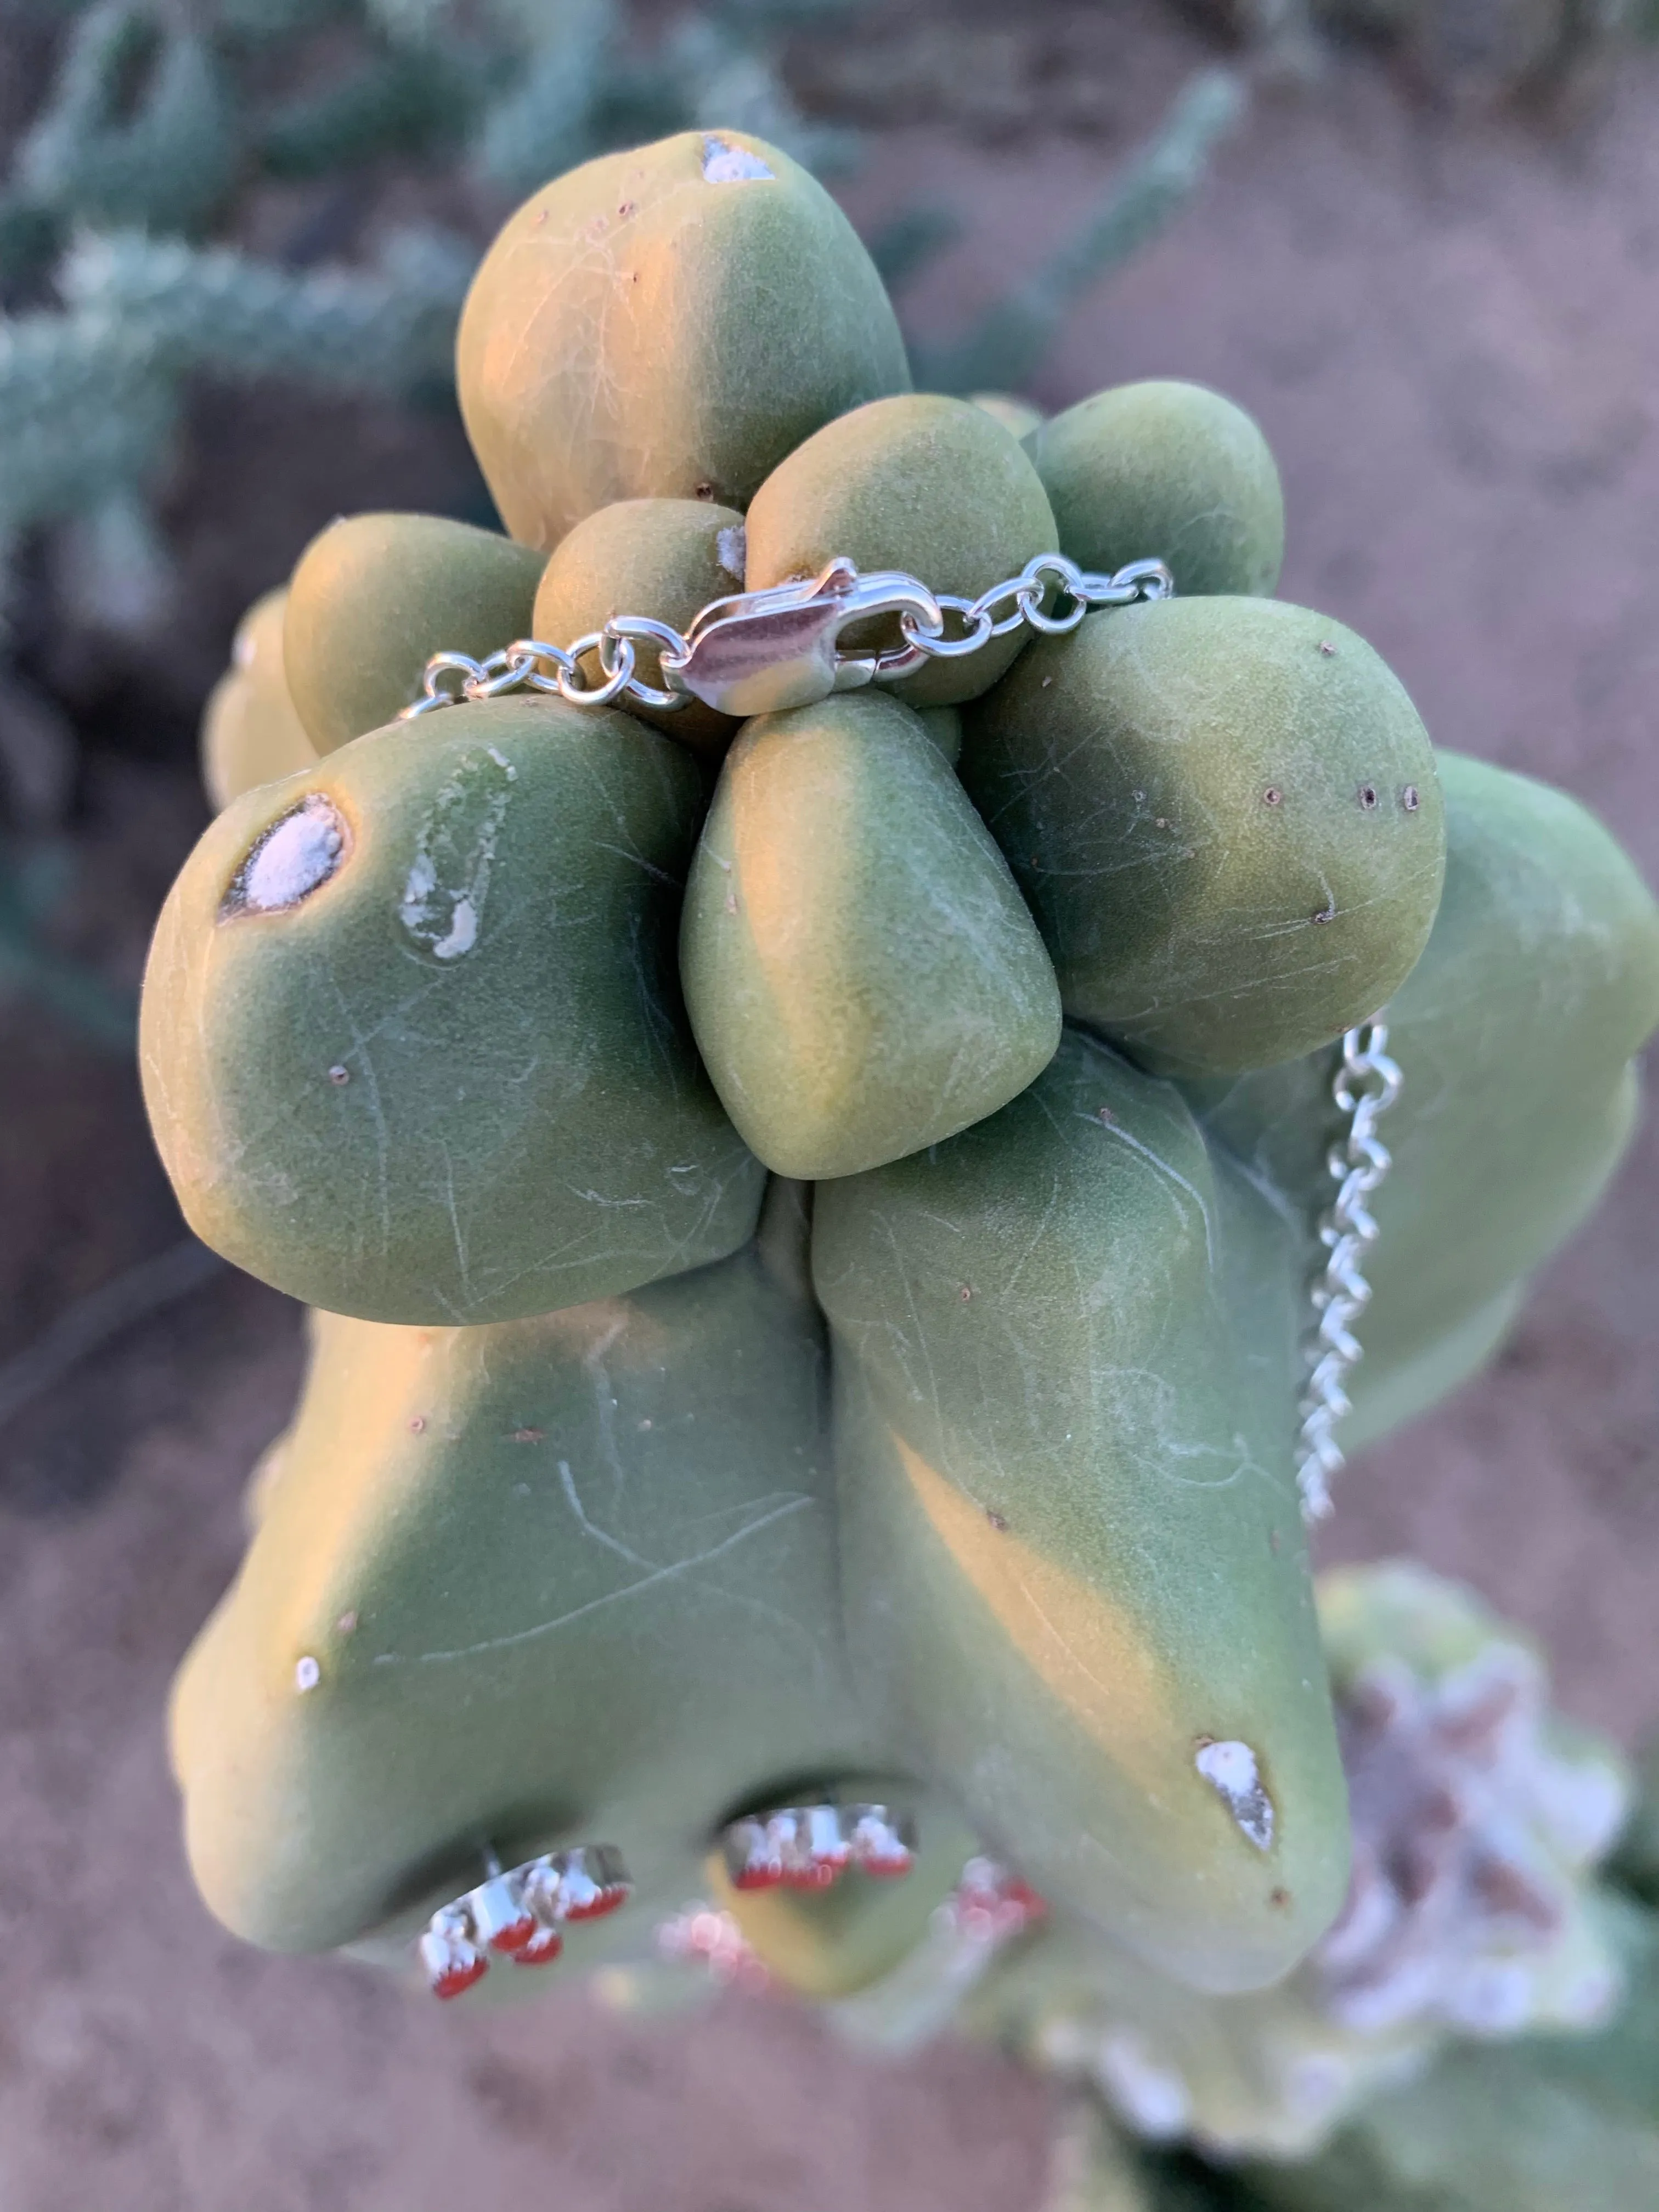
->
{"left": 661, "top": 560, "right": 943, "bottom": 719}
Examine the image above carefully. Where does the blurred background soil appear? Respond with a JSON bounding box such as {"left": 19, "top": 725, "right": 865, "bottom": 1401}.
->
{"left": 2, "top": 6, "right": 1657, "bottom": 2207}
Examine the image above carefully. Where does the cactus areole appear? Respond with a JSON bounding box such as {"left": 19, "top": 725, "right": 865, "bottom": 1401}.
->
{"left": 148, "top": 131, "right": 1659, "bottom": 2016}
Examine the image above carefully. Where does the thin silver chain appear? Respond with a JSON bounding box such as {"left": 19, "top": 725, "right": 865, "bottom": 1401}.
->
{"left": 399, "top": 550, "right": 1174, "bottom": 723}
{"left": 398, "top": 548, "right": 1390, "bottom": 1528}
{"left": 1296, "top": 1020, "right": 1403, "bottom": 1524}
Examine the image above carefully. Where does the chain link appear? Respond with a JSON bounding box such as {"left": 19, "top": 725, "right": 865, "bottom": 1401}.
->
{"left": 399, "top": 551, "right": 1173, "bottom": 724}
{"left": 1295, "top": 1020, "right": 1403, "bottom": 1525}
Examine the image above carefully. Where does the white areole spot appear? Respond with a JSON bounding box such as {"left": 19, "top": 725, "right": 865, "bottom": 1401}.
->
{"left": 1195, "top": 1739, "right": 1275, "bottom": 1850}
{"left": 224, "top": 794, "right": 347, "bottom": 917}
{"left": 702, "top": 135, "right": 775, "bottom": 184}
{"left": 295, "top": 1655, "right": 321, "bottom": 1693}
{"left": 715, "top": 523, "right": 746, "bottom": 579}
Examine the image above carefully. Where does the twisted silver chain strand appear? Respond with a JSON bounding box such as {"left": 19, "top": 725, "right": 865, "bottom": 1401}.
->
{"left": 1296, "top": 1022, "right": 1403, "bottom": 1524}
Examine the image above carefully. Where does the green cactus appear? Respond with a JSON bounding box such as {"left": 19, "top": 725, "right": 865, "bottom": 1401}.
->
{"left": 960, "top": 596, "right": 1448, "bottom": 1077}
{"left": 963, "top": 1564, "right": 1631, "bottom": 2168}
{"left": 454, "top": 129, "right": 911, "bottom": 550}
{"left": 170, "top": 1181, "right": 872, "bottom": 1959}
{"left": 143, "top": 695, "right": 763, "bottom": 1324}
{"left": 679, "top": 691, "right": 1062, "bottom": 1179}
{"left": 1186, "top": 751, "right": 1659, "bottom": 1446}
{"left": 531, "top": 496, "right": 750, "bottom": 755}
{"left": 1023, "top": 381, "right": 1286, "bottom": 601}
{"left": 150, "top": 126, "right": 1659, "bottom": 2054}
{"left": 200, "top": 588, "right": 319, "bottom": 814}
{"left": 283, "top": 514, "right": 546, "bottom": 755}
{"left": 814, "top": 1027, "right": 1347, "bottom": 1993}
{"left": 742, "top": 393, "right": 1058, "bottom": 707}
{"left": 1237, "top": 1893, "right": 1659, "bottom": 2212}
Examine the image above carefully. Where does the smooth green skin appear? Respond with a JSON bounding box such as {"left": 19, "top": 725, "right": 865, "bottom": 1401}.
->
{"left": 1024, "top": 381, "right": 1285, "bottom": 600}
{"left": 960, "top": 597, "right": 1447, "bottom": 1078}
{"left": 140, "top": 696, "right": 764, "bottom": 1325}
{"left": 283, "top": 512, "right": 544, "bottom": 756}
{"left": 532, "top": 496, "right": 747, "bottom": 757}
{"left": 918, "top": 704, "right": 963, "bottom": 766}
{"left": 455, "top": 129, "right": 911, "bottom": 552}
{"left": 680, "top": 691, "right": 1063, "bottom": 1181}
{"left": 1240, "top": 1894, "right": 1659, "bottom": 2212}
{"left": 743, "top": 394, "right": 1058, "bottom": 708}
{"left": 1186, "top": 753, "right": 1659, "bottom": 1448}
{"left": 201, "top": 589, "right": 319, "bottom": 812}
{"left": 970, "top": 392, "right": 1045, "bottom": 442}
{"left": 708, "top": 1791, "right": 980, "bottom": 1999}
{"left": 168, "top": 1223, "right": 885, "bottom": 1963}
{"left": 812, "top": 1029, "right": 1351, "bottom": 1994}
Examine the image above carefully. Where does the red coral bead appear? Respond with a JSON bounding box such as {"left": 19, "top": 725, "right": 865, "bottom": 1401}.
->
{"left": 512, "top": 1925, "right": 564, "bottom": 1967}
{"left": 432, "top": 1954, "right": 488, "bottom": 2000}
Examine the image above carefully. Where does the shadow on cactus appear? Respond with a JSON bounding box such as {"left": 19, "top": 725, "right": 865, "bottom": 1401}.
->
{"left": 139, "top": 121, "right": 1659, "bottom": 2202}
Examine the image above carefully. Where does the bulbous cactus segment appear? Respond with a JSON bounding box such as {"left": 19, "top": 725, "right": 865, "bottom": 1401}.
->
{"left": 200, "top": 589, "right": 318, "bottom": 811}
{"left": 707, "top": 1790, "right": 980, "bottom": 1999}
{"left": 140, "top": 696, "right": 764, "bottom": 1324}
{"left": 679, "top": 691, "right": 1062, "bottom": 1180}
{"left": 960, "top": 597, "right": 1446, "bottom": 1077}
{"left": 455, "top": 129, "right": 911, "bottom": 551}
{"left": 961, "top": 1564, "right": 1633, "bottom": 2172}
{"left": 1024, "top": 381, "right": 1286, "bottom": 600}
{"left": 742, "top": 395, "right": 1058, "bottom": 707}
{"left": 531, "top": 496, "right": 748, "bottom": 755}
{"left": 168, "top": 1226, "right": 878, "bottom": 1963}
{"left": 283, "top": 514, "right": 545, "bottom": 754}
{"left": 1189, "top": 752, "right": 1659, "bottom": 1447}
{"left": 812, "top": 1028, "right": 1350, "bottom": 1993}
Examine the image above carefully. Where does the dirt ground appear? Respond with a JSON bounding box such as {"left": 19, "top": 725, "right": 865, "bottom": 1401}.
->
{"left": 3, "top": 15, "right": 1658, "bottom": 2210}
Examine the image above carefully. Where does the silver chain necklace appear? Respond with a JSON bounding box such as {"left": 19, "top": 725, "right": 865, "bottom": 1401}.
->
{"left": 402, "top": 549, "right": 1176, "bottom": 724}
{"left": 1296, "top": 1021, "right": 1403, "bottom": 1523}
{"left": 398, "top": 550, "right": 1399, "bottom": 1522}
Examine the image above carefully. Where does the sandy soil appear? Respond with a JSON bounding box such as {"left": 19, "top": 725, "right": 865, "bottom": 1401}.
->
{"left": 2, "top": 18, "right": 1658, "bottom": 2209}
